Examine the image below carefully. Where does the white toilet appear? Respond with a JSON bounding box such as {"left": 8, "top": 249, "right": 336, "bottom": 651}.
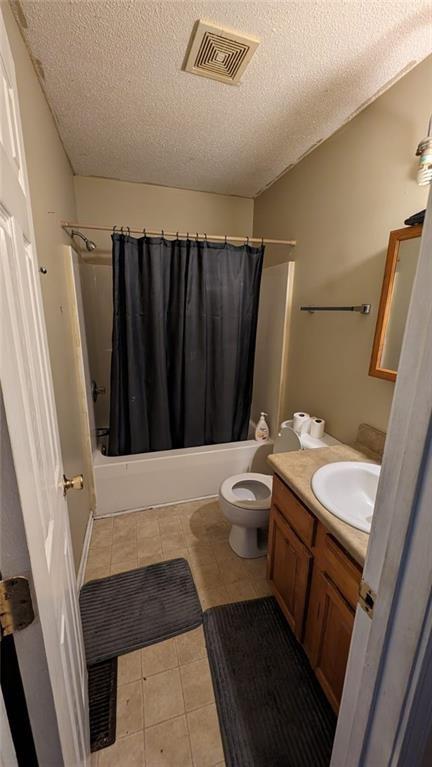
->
{"left": 219, "top": 420, "right": 341, "bottom": 558}
{"left": 219, "top": 472, "right": 273, "bottom": 558}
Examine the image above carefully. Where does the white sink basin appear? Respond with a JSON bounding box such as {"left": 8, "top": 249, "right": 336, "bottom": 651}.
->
{"left": 311, "top": 461, "right": 380, "bottom": 533}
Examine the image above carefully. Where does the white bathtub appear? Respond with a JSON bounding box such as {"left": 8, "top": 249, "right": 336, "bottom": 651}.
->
{"left": 93, "top": 437, "right": 274, "bottom": 517}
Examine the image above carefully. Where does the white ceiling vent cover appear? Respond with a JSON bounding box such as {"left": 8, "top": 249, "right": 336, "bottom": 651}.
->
{"left": 184, "top": 21, "right": 260, "bottom": 85}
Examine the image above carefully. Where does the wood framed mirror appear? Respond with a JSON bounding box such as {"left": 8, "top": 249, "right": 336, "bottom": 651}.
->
{"left": 369, "top": 225, "right": 422, "bottom": 382}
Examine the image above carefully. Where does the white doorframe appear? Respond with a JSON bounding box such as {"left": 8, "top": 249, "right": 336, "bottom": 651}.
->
{"left": 332, "top": 189, "right": 432, "bottom": 765}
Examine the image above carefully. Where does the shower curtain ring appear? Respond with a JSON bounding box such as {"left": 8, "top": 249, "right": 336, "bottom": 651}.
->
{"left": 204, "top": 233, "right": 207, "bottom": 242}
{"left": 161, "top": 229, "right": 165, "bottom": 239}
{"left": 246, "top": 236, "right": 249, "bottom": 246}
{"left": 224, "top": 234, "right": 227, "bottom": 245}
{"left": 120, "top": 226, "right": 124, "bottom": 235}
{"left": 112, "top": 225, "right": 117, "bottom": 233}
{"left": 186, "top": 232, "right": 189, "bottom": 240}
{"left": 196, "top": 232, "right": 199, "bottom": 241}
{"left": 261, "top": 237, "right": 264, "bottom": 247}
{"left": 143, "top": 227, "right": 146, "bottom": 238}
{"left": 126, "top": 226, "right": 130, "bottom": 237}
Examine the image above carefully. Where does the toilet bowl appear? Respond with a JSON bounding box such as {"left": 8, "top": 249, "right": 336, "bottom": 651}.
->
{"left": 219, "top": 420, "right": 341, "bottom": 558}
{"left": 219, "top": 472, "right": 273, "bottom": 558}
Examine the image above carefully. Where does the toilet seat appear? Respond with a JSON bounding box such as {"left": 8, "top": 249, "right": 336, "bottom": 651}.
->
{"left": 220, "top": 472, "right": 273, "bottom": 510}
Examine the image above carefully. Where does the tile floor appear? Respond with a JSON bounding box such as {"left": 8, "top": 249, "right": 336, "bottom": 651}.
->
{"left": 85, "top": 497, "right": 272, "bottom": 767}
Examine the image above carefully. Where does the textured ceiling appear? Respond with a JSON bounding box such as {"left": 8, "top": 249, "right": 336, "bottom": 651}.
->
{"left": 17, "top": 0, "right": 432, "bottom": 197}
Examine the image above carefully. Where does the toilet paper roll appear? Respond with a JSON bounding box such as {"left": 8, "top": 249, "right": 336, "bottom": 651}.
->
{"left": 310, "top": 417, "right": 325, "bottom": 439}
{"left": 293, "top": 412, "right": 311, "bottom": 434}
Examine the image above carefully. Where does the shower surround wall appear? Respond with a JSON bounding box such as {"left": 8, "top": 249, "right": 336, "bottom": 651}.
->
{"left": 80, "top": 261, "right": 112, "bottom": 429}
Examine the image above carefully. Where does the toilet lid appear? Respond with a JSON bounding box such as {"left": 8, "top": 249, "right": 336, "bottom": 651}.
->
{"left": 220, "top": 472, "right": 273, "bottom": 510}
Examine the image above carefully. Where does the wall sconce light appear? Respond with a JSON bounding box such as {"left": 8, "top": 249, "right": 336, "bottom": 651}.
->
{"left": 416, "top": 114, "right": 432, "bottom": 186}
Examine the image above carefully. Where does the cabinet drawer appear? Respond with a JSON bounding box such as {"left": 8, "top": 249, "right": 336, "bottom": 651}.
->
{"left": 315, "top": 527, "right": 362, "bottom": 608}
{"left": 272, "top": 474, "right": 316, "bottom": 548}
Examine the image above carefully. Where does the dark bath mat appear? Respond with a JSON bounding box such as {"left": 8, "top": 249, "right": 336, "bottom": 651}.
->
{"left": 88, "top": 658, "right": 117, "bottom": 752}
{"left": 204, "top": 596, "right": 336, "bottom": 767}
{"left": 80, "top": 558, "right": 202, "bottom": 665}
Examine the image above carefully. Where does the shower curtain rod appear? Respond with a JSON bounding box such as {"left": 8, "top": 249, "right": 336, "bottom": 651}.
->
{"left": 61, "top": 221, "right": 296, "bottom": 247}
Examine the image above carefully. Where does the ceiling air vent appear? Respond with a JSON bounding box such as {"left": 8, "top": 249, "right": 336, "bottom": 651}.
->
{"left": 184, "top": 20, "right": 260, "bottom": 85}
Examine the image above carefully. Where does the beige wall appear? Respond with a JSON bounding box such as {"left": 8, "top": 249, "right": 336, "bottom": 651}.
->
{"left": 254, "top": 56, "right": 432, "bottom": 443}
{"left": 3, "top": 5, "right": 92, "bottom": 569}
{"left": 74, "top": 175, "right": 253, "bottom": 252}
{"left": 74, "top": 176, "right": 254, "bottom": 429}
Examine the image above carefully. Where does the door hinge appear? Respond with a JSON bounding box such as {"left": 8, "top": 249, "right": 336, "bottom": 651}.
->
{"left": 91, "top": 379, "right": 106, "bottom": 403}
{"left": 359, "top": 579, "right": 376, "bottom": 618}
{"left": 0, "top": 576, "right": 35, "bottom": 637}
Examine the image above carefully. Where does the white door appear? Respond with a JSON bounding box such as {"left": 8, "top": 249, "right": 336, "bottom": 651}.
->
{"left": 332, "top": 192, "right": 432, "bottom": 765}
{"left": 0, "top": 11, "right": 89, "bottom": 767}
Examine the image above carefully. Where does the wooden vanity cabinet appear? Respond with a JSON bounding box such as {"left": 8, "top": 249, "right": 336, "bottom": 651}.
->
{"left": 304, "top": 568, "right": 356, "bottom": 712}
{"left": 268, "top": 474, "right": 362, "bottom": 713}
{"left": 267, "top": 475, "right": 316, "bottom": 640}
{"left": 267, "top": 506, "right": 312, "bottom": 640}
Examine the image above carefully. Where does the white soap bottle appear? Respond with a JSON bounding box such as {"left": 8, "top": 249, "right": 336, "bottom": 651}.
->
{"left": 255, "top": 412, "right": 270, "bottom": 442}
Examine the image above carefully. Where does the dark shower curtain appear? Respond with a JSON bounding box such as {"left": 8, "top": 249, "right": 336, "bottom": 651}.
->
{"left": 108, "top": 233, "right": 264, "bottom": 456}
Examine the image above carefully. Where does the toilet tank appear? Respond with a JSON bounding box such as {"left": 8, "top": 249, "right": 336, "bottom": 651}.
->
{"left": 273, "top": 420, "right": 341, "bottom": 453}
{"left": 273, "top": 425, "right": 302, "bottom": 453}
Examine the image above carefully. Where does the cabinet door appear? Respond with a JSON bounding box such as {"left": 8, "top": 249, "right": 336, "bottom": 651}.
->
{"left": 305, "top": 568, "right": 355, "bottom": 713}
{"left": 267, "top": 506, "right": 312, "bottom": 640}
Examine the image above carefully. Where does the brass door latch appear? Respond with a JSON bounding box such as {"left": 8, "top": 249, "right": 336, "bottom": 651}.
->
{"left": 63, "top": 474, "right": 84, "bottom": 496}
{"left": 0, "top": 576, "right": 35, "bottom": 637}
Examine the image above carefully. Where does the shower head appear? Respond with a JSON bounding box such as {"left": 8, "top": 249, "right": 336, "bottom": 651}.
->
{"left": 71, "top": 229, "right": 97, "bottom": 251}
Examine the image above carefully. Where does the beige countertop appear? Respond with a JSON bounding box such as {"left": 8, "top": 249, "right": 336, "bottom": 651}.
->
{"left": 268, "top": 445, "right": 379, "bottom": 567}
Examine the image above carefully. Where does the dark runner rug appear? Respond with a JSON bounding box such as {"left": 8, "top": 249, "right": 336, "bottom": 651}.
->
{"left": 204, "top": 596, "right": 336, "bottom": 767}
{"left": 80, "top": 558, "right": 202, "bottom": 665}
{"left": 88, "top": 658, "right": 117, "bottom": 752}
